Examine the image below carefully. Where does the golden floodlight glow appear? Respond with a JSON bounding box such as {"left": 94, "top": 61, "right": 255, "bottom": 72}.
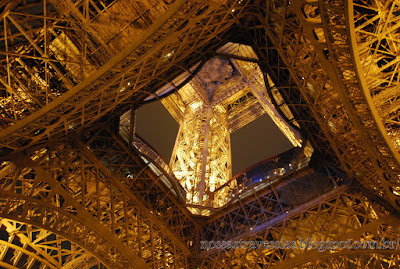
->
{"left": 161, "top": 50, "right": 302, "bottom": 207}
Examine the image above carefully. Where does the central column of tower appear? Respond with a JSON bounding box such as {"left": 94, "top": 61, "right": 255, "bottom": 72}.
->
{"left": 170, "top": 100, "right": 231, "bottom": 206}
{"left": 168, "top": 58, "right": 234, "bottom": 206}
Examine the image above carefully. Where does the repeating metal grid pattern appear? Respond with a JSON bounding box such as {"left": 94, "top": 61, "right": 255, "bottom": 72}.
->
{"left": 0, "top": 218, "right": 105, "bottom": 269}
{"left": 81, "top": 126, "right": 196, "bottom": 250}
{"left": 0, "top": 159, "right": 135, "bottom": 268}
{"left": 350, "top": 0, "right": 400, "bottom": 204}
{"left": 0, "top": 0, "right": 252, "bottom": 152}
{"left": 200, "top": 180, "right": 399, "bottom": 268}
{"left": 0, "top": 0, "right": 399, "bottom": 268}
{"left": 0, "top": 133, "right": 198, "bottom": 268}
{"left": 0, "top": 0, "right": 169, "bottom": 131}
{"left": 168, "top": 102, "right": 232, "bottom": 206}
{"left": 246, "top": 0, "right": 400, "bottom": 211}
{"left": 352, "top": 0, "right": 400, "bottom": 153}
{"left": 200, "top": 167, "right": 337, "bottom": 244}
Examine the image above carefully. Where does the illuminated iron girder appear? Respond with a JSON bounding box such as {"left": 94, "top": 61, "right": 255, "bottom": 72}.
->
{"left": 0, "top": 128, "right": 197, "bottom": 268}
{"left": 161, "top": 55, "right": 302, "bottom": 208}
{"left": 164, "top": 60, "right": 235, "bottom": 207}
{"left": 81, "top": 126, "right": 196, "bottom": 250}
{"left": 0, "top": 0, "right": 400, "bottom": 268}
{"left": 0, "top": 0, "right": 399, "bottom": 210}
{"left": 168, "top": 99, "right": 232, "bottom": 206}
{"left": 0, "top": 218, "right": 105, "bottom": 269}
{"left": 0, "top": 159, "right": 146, "bottom": 268}
{"left": 237, "top": 0, "right": 400, "bottom": 212}
{"left": 200, "top": 168, "right": 400, "bottom": 268}
{"left": 0, "top": 0, "right": 253, "bottom": 152}
{"left": 232, "top": 59, "right": 302, "bottom": 147}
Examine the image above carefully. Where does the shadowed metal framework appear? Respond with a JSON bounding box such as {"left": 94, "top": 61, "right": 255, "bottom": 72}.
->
{"left": 0, "top": 0, "right": 400, "bottom": 268}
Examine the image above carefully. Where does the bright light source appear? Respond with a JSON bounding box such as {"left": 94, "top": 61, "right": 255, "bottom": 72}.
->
{"left": 164, "top": 51, "right": 174, "bottom": 58}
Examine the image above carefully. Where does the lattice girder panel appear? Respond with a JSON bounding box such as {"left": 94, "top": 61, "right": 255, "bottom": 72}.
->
{"left": 298, "top": 0, "right": 400, "bottom": 209}
{"left": 0, "top": 2, "right": 81, "bottom": 127}
{"left": 0, "top": 0, "right": 253, "bottom": 153}
{"left": 0, "top": 160, "right": 138, "bottom": 268}
{"left": 169, "top": 101, "right": 232, "bottom": 206}
{"left": 81, "top": 126, "right": 196, "bottom": 250}
{"left": 350, "top": 0, "right": 400, "bottom": 205}
{"left": 245, "top": 25, "right": 335, "bottom": 168}
{"left": 0, "top": 137, "right": 195, "bottom": 268}
{"left": 243, "top": 0, "right": 400, "bottom": 211}
{"left": 49, "top": 0, "right": 172, "bottom": 61}
{"left": 0, "top": 218, "right": 106, "bottom": 269}
{"left": 200, "top": 180, "right": 399, "bottom": 268}
{"left": 200, "top": 167, "right": 336, "bottom": 244}
{"left": 33, "top": 138, "right": 192, "bottom": 268}
{"left": 351, "top": 0, "right": 400, "bottom": 147}
{"left": 0, "top": 0, "right": 172, "bottom": 127}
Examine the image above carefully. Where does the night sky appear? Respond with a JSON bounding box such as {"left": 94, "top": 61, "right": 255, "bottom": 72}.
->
{"left": 136, "top": 101, "right": 179, "bottom": 163}
{"left": 136, "top": 100, "right": 293, "bottom": 175}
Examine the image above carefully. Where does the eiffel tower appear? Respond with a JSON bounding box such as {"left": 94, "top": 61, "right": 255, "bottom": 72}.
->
{"left": 0, "top": 0, "right": 399, "bottom": 268}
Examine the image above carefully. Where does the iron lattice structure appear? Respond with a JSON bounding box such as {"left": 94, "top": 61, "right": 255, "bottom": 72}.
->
{"left": 158, "top": 56, "right": 301, "bottom": 208}
{"left": 0, "top": 0, "right": 399, "bottom": 268}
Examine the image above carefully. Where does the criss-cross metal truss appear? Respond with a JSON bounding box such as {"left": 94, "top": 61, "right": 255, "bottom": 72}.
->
{"left": 200, "top": 176, "right": 400, "bottom": 268}
{"left": 0, "top": 0, "right": 251, "bottom": 152}
{"left": 0, "top": 129, "right": 196, "bottom": 268}
{"left": 155, "top": 55, "right": 303, "bottom": 208}
{"left": 0, "top": 0, "right": 400, "bottom": 268}
{"left": 247, "top": 0, "right": 400, "bottom": 211}
{"left": 0, "top": 218, "right": 105, "bottom": 269}
{"left": 161, "top": 58, "right": 235, "bottom": 207}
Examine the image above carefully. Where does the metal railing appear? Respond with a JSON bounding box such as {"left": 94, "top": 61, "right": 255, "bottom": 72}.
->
{"left": 194, "top": 142, "right": 313, "bottom": 210}
{"left": 120, "top": 123, "right": 313, "bottom": 214}
{"left": 119, "top": 125, "right": 186, "bottom": 200}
